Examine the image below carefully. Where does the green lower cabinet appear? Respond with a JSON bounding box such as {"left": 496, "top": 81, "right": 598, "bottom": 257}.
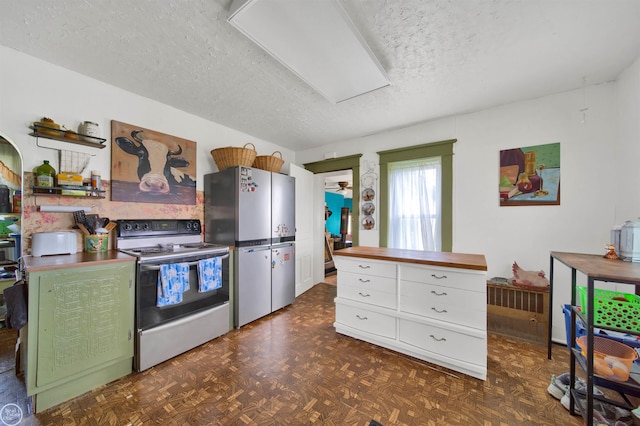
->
{"left": 26, "top": 261, "right": 135, "bottom": 412}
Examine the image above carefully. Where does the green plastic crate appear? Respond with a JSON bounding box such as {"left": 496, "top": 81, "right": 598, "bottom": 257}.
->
{"left": 0, "top": 220, "right": 17, "bottom": 237}
{"left": 577, "top": 286, "right": 640, "bottom": 333}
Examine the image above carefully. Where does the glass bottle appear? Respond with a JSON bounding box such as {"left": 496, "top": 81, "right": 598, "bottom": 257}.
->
{"left": 36, "top": 160, "right": 56, "bottom": 194}
{"left": 516, "top": 172, "right": 533, "bottom": 193}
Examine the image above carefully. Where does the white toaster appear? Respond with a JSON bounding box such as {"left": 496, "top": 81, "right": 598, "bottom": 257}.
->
{"left": 31, "top": 231, "right": 78, "bottom": 256}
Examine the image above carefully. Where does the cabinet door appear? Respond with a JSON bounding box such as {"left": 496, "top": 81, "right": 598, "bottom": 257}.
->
{"left": 35, "top": 262, "right": 134, "bottom": 387}
{"left": 235, "top": 246, "right": 272, "bottom": 327}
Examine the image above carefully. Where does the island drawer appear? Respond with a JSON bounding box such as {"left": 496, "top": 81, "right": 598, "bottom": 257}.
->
{"left": 399, "top": 319, "right": 486, "bottom": 365}
{"left": 335, "top": 257, "right": 396, "bottom": 278}
{"left": 400, "top": 264, "right": 484, "bottom": 292}
{"left": 336, "top": 302, "right": 396, "bottom": 339}
{"left": 399, "top": 281, "right": 486, "bottom": 329}
{"left": 338, "top": 281, "right": 396, "bottom": 309}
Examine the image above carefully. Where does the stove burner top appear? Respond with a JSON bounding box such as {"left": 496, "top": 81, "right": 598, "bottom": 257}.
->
{"left": 115, "top": 219, "right": 228, "bottom": 261}
{"left": 127, "top": 243, "right": 219, "bottom": 255}
{"left": 136, "top": 247, "right": 165, "bottom": 254}
{"left": 119, "top": 242, "right": 229, "bottom": 262}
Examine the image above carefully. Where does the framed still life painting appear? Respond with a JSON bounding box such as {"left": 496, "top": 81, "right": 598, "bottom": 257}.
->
{"left": 111, "top": 120, "right": 197, "bottom": 205}
{"left": 499, "top": 142, "right": 560, "bottom": 206}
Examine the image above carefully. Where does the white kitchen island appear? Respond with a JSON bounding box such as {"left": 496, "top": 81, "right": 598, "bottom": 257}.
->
{"left": 333, "top": 246, "right": 488, "bottom": 380}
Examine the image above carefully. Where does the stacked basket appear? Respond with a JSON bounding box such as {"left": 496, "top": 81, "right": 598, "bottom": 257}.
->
{"left": 210, "top": 143, "right": 257, "bottom": 171}
{"left": 252, "top": 151, "right": 284, "bottom": 173}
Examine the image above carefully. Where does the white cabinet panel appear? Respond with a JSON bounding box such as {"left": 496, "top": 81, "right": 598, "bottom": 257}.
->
{"left": 399, "top": 319, "right": 487, "bottom": 365}
{"left": 335, "top": 302, "right": 396, "bottom": 339}
{"left": 338, "top": 283, "right": 396, "bottom": 309}
{"left": 400, "top": 281, "right": 486, "bottom": 329}
{"left": 400, "top": 264, "right": 485, "bottom": 292}
{"left": 334, "top": 257, "right": 396, "bottom": 278}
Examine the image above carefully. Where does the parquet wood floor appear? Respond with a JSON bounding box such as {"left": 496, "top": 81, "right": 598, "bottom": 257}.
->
{"left": 0, "top": 283, "right": 589, "bottom": 425}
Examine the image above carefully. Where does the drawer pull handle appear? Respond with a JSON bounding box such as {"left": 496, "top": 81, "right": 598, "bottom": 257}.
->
{"left": 431, "top": 274, "right": 447, "bottom": 279}
{"left": 356, "top": 315, "right": 368, "bottom": 320}
{"left": 358, "top": 265, "right": 371, "bottom": 269}
{"left": 431, "top": 290, "right": 447, "bottom": 296}
{"left": 430, "top": 335, "right": 446, "bottom": 342}
{"left": 358, "top": 292, "right": 371, "bottom": 297}
{"left": 431, "top": 307, "right": 447, "bottom": 314}
{"left": 358, "top": 278, "right": 371, "bottom": 283}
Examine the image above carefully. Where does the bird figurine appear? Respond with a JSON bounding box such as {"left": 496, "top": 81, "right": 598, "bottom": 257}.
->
{"left": 511, "top": 261, "right": 549, "bottom": 291}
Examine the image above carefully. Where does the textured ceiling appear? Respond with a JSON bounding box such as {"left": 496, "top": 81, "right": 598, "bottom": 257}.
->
{"left": 1, "top": 0, "right": 640, "bottom": 151}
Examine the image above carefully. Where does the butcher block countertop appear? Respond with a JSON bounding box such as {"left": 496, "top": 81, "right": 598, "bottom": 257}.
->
{"left": 23, "top": 250, "right": 136, "bottom": 272}
{"left": 333, "top": 246, "right": 487, "bottom": 271}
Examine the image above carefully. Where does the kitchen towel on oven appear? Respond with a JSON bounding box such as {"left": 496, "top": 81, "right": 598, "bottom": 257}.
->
{"left": 157, "top": 263, "right": 190, "bottom": 307}
{"left": 197, "top": 257, "right": 223, "bottom": 292}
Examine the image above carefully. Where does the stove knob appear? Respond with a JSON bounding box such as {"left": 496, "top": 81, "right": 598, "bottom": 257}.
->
{"left": 133, "top": 223, "right": 140, "bottom": 230}
{"left": 124, "top": 223, "right": 132, "bottom": 231}
{"left": 192, "top": 222, "right": 200, "bottom": 231}
{"left": 143, "top": 223, "right": 150, "bottom": 230}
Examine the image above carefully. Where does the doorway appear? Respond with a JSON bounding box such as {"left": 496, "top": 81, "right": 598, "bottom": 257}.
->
{"left": 0, "top": 131, "right": 24, "bottom": 415}
{"left": 303, "top": 154, "right": 361, "bottom": 286}
{"left": 322, "top": 170, "right": 353, "bottom": 282}
{"left": 0, "top": 133, "right": 22, "bottom": 307}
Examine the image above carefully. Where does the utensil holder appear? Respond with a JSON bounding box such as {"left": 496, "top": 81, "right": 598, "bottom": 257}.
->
{"left": 84, "top": 234, "right": 108, "bottom": 253}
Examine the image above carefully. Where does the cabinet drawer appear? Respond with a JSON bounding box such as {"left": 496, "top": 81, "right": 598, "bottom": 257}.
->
{"left": 400, "top": 264, "right": 484, "bottom": 292}
{"left": 338, "top": 283, "right": 396, "bottom": 309}
{"left": 336, "top": 302, "right": 396, "bottom": 339}
{"left": 335, "top": 257, "right": 396, "bottom": 278}
{"left": 399, "top": 319, "right": 486, "bottom": 365}
{"left": 338, "top": 270, "right": 395, "bottom": 292}
{"left": 400, "top": 281, "right": 486, "bottom": 329}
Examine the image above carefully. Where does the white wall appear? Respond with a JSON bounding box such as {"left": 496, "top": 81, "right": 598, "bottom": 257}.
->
{"left": 0, "top": 46, "right": 295, "bottom": 186}
{"left": 298, "top": 82, "right": 617, "bottom": 273}
{"left": 297, "top": 68, "right": 639, "bottom": 343}
{"left": 614, "top": 55, "right": 640, "bottom": 224}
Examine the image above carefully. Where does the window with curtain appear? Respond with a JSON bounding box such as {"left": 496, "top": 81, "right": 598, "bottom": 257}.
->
{"left": 377, "top": 139, "right": 454, "bottom": 251}
{"left": 388, "top": 157, "right": 441, "bottom": 251}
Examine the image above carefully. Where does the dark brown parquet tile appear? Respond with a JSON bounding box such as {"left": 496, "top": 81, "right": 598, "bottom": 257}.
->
{"left": 0, "top": 283, "right": 590, "bottom": 425}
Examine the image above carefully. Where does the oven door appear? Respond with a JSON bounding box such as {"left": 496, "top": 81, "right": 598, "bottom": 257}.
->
{"left": 136, "top": 251, "right": 230, "bottom": 331}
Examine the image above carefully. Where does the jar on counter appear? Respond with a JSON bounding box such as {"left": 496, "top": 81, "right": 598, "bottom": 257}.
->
{"left": 78, "top": 121, "right": 100, "bottom": 142}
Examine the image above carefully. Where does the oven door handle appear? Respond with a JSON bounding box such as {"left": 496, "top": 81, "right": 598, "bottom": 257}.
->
{"left": 139, "top": 253, "right": 230, "bottom": 271}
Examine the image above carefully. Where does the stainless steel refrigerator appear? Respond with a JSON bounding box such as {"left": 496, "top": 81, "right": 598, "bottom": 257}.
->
{"left": 204, "top": 166, "right": 295, "bottom": 328}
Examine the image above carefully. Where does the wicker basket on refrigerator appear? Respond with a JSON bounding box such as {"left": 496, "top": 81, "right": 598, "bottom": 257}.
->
{"left": 210, "top": 143, "right": 257, "bottom": 170}
{"left": 252, "top": 151, "right": 284, "bottom": 173}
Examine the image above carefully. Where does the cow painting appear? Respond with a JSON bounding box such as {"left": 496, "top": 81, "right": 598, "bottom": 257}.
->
{"left": 116, "top": 130, "right": 196, "bottom": 194}
{"left": 110, "top": 121, "right": 197, "bottom": 205}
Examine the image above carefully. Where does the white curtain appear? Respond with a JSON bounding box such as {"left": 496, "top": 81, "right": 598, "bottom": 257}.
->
{"left": 388, "top": 157, "right": 441, "bottom": 251}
